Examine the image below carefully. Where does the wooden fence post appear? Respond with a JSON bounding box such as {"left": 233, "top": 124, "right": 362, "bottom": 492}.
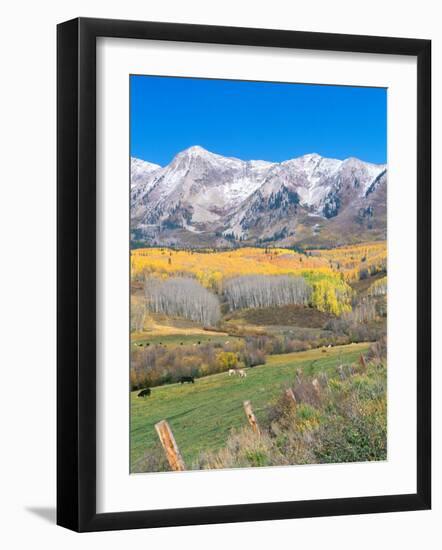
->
{"left": 285, "top": 387, "right": 297, "bottom": 409}
{"left": 155, "top": 420, "right": 186, "bottom": 471}
{"left": 243, "top": 400, "right": 260, "bottom": 435}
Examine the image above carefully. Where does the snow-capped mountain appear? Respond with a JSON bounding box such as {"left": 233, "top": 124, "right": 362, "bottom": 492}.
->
{"left": 130, "top": 157, "right": 162, "bottom": 205}
{"left": 131, "top": 157, "right": 161, "bottom": 186}
{"left": 131, "top": 146, "right": 387, "bottom": 247}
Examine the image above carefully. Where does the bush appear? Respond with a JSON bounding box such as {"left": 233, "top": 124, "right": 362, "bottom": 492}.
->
{"left": 131, "top": 442, "right": 169, "bottom": 473}
{"left": 314, "top": 397, "right": 387, "bottom": 463}
{"left": 243, "top": 347, "right": 266, "bottom": 368}
{"left": 366, "top": 336, "right": 387, "bottom": 364}
{"left": 194, "top": 428, "right": 278, "bottom": 470}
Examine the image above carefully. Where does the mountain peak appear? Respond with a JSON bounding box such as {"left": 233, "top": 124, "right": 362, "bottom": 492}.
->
{"left": 171, "top": 145, "right": 221, "bottom": 165}
{"left": 301, "top": 152, "right": 321, "bottom": 161}
{"left": 181, "top": 145, "right": 213, "bottom": 157}
{"left": 344, "top": 156, "right": 364, "bottom": 164}
{"left": 187, "top": 145, "right": 208, "bottom": 153}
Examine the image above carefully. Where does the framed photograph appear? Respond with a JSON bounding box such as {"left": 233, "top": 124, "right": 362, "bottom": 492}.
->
{"left": 57, "top": 17, "right": 431, "bottom": 532}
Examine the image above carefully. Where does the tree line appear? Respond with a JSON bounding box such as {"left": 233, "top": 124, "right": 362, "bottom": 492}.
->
{"left": 141, "top": 271, "right": 358, "bottom": 325}
{"left": 144, "top": 276, "right": 221, "bottom": 326}
{"left": 224, "top": 274, "right": 311, "bottom": 311}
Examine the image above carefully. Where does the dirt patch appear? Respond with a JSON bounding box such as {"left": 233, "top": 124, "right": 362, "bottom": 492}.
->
{"left": 224, "top": 305, "right": 333, "bottom": 328}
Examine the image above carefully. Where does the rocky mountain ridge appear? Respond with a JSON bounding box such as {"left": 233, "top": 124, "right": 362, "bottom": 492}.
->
{"left": 131, "top": 146, "right": 387, "bottom": 247}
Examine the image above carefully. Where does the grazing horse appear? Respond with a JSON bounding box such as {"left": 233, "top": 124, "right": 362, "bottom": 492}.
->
{"left": 238, "top": 369, "right": 247, "bottom": 378}
{"left": 179, "top": 376, "right": 195, "bottom": 384}
{"left": 228, "top": 369, "right": 236, "bottom": 376}
{"left": 137, "top": 388, "right": 151, "bottom": 398}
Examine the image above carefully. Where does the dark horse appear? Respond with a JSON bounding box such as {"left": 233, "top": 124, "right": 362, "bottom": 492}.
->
{"left": 137, "top": 388, "right": 151, "bottom": 398}
{"left": 179, "top": 376, "right": 195, "bottom": 384}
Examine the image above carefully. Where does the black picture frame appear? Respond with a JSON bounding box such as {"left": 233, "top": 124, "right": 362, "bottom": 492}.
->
{"left": 57, "top": 17, "right": 431, "bottom": 532}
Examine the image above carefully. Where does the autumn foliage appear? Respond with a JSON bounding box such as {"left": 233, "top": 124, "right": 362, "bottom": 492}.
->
{"left": 309, "top": 241, "right": 387, "bottom": 282}
{"left": 131, "top": 246, "right": 366, "bottom": 316}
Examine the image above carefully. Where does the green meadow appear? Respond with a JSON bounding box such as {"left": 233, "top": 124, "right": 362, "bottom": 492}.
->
{"left": 130, "top": 342, "right": 369, "bottom": 469}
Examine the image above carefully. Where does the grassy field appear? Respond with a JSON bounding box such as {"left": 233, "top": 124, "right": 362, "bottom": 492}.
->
{"left": 132, "top": 332, "right": 241, "bottom": 347}
{"left": 130, "top": 342, "right": 370, "bottom": 470}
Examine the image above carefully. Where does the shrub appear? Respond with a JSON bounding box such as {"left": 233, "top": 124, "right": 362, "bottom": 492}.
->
{"left": 314, "top": 397, "right": 387, "bottom": 463}
{"left": 243, "top": 347, "right": 266, "bottom": 368}
{"left": 131, "top": 442, "right": 169, "bottom": 473}
{"left": 366, "top": 336, "right": 387, "bottom": 364}
{"left": 194, "top": 428, "right": 278, "bottom": 470}
{"left": 217, "top": 351, "right": 240, "bottom": 371}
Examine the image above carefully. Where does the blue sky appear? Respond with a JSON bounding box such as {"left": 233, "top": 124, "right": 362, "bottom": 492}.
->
{"left": 130, "top": 75, "right": 387, "bottom": 166}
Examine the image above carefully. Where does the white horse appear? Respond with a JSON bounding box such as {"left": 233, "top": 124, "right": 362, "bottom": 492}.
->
{"left": 228, "top": 369, "right": 236, "bottom": 376}
{"left": 238, "top": 369, "right": 247, "bottom": 378}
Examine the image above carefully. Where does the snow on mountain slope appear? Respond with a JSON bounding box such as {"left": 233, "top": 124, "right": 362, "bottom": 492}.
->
{"left": 130, "top": 146, "right": 387, "bottom": 247}
{"left": 132, "top": 146, "right": 276, "bottom": 227}
{"left": 130, "top": 157, "right": 162, "bottom": 210}
{"left": 131, "top": 157, "right": 161, "bottom": 187}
